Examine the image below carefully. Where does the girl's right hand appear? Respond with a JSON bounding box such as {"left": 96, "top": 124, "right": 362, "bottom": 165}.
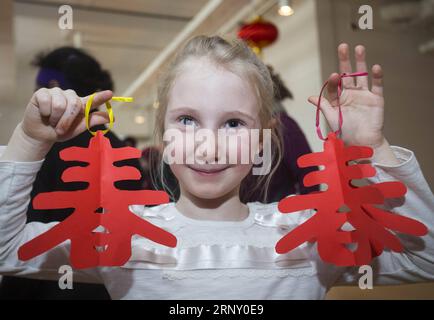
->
{"left": 21, "top": 88, "right": 113, "bottom": 144}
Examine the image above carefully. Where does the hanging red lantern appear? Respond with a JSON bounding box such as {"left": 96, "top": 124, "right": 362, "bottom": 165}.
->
{"left": 238, "top": 16, "right": 279, "bottom": 56}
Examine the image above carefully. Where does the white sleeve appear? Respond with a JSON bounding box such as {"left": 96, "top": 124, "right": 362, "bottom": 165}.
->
{"left": 334, "top": 146, "right": 434, "bottom": 286}
{"left": 0, "top": 146, "right": 102, "bottom": 283}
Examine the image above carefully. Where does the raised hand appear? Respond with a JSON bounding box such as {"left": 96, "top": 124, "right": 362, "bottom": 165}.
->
{"left": 21, "top": 88, "right": 113, "bottom": 143}
{"left": 1, "top": 88, "right": 113, "bottom": 162}
{"left": 308, "top": 43, "right": 385, "bottom": 149}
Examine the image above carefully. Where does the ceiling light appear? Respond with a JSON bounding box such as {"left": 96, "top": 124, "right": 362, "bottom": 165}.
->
{"left": 278, "top": 0, "right": 294, "bottom": 16}
{"left": 134, "top": 115, "right": 146, "bottom": 124}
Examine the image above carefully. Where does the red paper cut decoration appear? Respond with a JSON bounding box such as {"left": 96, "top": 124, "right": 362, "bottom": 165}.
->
{"left": 276, "top": 131, "right": 428, "bottom": 266}
{"left": 18, "top": 131, "right": 177, "bottom": 269}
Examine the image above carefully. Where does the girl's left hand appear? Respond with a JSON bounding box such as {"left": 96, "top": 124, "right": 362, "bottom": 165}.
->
{"left": 308, "top": 43, "right": 385, "bottom": 149}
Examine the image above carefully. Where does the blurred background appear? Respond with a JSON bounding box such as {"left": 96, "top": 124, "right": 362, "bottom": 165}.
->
{"left": 0, "top": 0, "right": 433, "bottom": 299}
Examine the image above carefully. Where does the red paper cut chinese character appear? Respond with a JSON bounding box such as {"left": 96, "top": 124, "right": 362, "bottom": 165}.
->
{"left": 276, "top": 132, "right": 428, "bottom": 266}
{"left": 18, "top": 131, "right": 177, "bottom": 269}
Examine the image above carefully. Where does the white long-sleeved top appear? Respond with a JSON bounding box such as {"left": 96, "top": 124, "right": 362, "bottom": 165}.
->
{"left": 0, "top": 145, "right": 433, "bottom": 299}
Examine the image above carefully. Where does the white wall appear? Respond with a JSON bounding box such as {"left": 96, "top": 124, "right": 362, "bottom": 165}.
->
{"left": 263, "top": 0, "right": 325, "bottom": 153}
{"left": 264, "top": 0, "right": 434, "bottom": 192}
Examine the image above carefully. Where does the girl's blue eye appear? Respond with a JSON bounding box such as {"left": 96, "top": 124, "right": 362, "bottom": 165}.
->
{"left": 224, "top": 119, "right": 244, "bottom": 129}
{"left": 179, "top": 116, "right": 196, "bottom": 126}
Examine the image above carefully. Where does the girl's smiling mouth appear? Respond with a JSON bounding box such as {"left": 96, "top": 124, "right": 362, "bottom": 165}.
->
{"left": 187, "top": 164, "right": 231, "bottom": 176}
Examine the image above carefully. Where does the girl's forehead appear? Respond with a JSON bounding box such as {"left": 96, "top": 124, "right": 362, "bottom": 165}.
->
{"left": 168, "top": 58, "right": 259, "bottom": 117}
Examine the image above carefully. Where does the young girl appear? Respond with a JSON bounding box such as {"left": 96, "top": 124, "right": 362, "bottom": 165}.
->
{"left": 0, "top": 36, "right": 433, "bottom": 299}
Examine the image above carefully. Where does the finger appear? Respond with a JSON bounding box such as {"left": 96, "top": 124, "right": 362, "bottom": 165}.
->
{"left": 72, "top": 111, "right": 112, "bottom": 135}
{"left": 355, "top": 45, "right": 368, "bottom": 89}
{"left": 48, "top": 88, "right": 67, "bottom": 127}
{"left": 371, "top": 64, "right": 383, "bottom": 97}
{"left": 79, "top": 90, "right": 113, "bottom": 114}
{"left": 326, "top": 73, "right": 341, "bottom": 103}
{"left": 308, "top": 96, "right": 338, "bottom": 132}
{"left": 338, "top": 43, "right": 355, "bottom": 87}
{"left": 56, "top": 90, "right": 82, "bottom": 135}
{"left": 32, "top": 88, "right": 52, "bottom": 117}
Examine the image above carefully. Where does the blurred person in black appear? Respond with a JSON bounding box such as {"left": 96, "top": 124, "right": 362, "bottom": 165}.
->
{"left": 124, "top": 136, "right": 138, "bottom": 148}
{"left": 0, "top": 47, "right": 145, "bottom": 300}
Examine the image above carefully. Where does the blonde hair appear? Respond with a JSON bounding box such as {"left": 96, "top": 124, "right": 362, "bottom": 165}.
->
{"left": 150, "top": 35, "right": 283, "bottom": 203}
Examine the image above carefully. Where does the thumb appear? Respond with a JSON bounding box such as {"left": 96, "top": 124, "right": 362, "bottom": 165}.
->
{"left": 308, "top": 96, "right": 339, "bottom": 131}
{"left": 307, "top": 96, "right": 319, "bottom": 106}
{"left": 70, "top": 111, "right": 113, "bottom": 137}
{"left": 307, "top": 96, "right": 334, "bottom": 117}
{"left": 88, "top": 111, "right": 114, "bottom": 127}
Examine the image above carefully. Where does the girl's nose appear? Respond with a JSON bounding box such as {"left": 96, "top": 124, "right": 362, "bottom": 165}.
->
{"left": 194, "top": 131, "right": 221, "bottom": 164}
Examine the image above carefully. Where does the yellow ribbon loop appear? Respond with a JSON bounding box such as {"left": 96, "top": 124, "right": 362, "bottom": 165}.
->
{"left": 85, "top": 94, "right": 133, "bottom": 136}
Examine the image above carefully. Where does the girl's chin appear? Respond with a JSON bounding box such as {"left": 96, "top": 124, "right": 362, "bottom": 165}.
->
{"left": 185, "top": 183, "right": 235, "bottom": 200}
{"left": 189, "top": 189, "right": 229, "bottom": 200}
